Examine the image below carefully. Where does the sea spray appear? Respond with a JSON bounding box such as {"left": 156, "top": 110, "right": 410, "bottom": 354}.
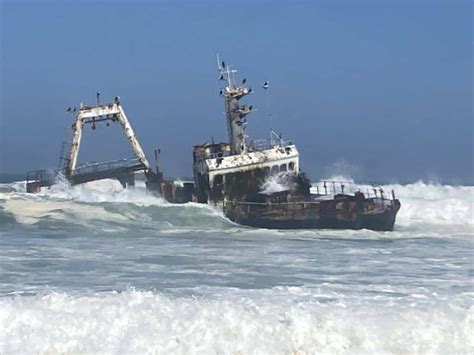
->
{"left": 37, "top": 179, "right": 165, "bottom": 206}
{"left": 1, "top": 289, "right": 472, "bottom": 354}
{"left": 0, "top": 178, "right": 473, "bottom": 354}
{"left": 260, "top": 172, "right": 296, "bottom": 194}
{"left": 1, "top": 178, "right": 473, "bottom": 236}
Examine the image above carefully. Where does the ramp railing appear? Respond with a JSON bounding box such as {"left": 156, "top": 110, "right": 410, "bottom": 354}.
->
{"left": 72, "top": 157, "right": 144, "bottom": 176}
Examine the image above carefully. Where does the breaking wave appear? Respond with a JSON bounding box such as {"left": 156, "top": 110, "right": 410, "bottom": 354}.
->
{"left": 357, "top": 180, "right": 473, "bottom": 236}
{"left": 0, "top": 179, "right": 230, "bottom": 233}
{"left": 311, "top": 176, "right": 473, "bottom": 237}
{"left": 1, "top": 177, "right": 473, "bottom": 354}
{"left": 0, "top": 177, "right": 473, "bottom": 237}
{"left": 2, "top": 179, "right": 165, "bottom": 206}
{"left": 1, "top": 289, "right": 472, "bottom": 354}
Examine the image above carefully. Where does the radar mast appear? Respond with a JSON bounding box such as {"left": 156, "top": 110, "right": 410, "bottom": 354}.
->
{"left": 217, "top": 55, "right": 253, "bottom": 155}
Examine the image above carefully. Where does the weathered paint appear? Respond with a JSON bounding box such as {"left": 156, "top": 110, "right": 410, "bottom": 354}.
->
{"left": 223, "top": 195, "right": 401, "bottom": 231}
{"left": 217, "top": 60, "right": 252, "bottom": 155}
{"left": 206, "top": 145, "right": 299, "bottom": 185}
{"left": 66, "top": 101, "right": 150, "bottom": 178}
{"left": 192, "top": 60, "right": 301, "bottom": 205}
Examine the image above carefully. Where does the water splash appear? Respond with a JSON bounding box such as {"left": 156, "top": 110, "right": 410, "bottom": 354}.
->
{"left": 0, "top": 178, "right": 473, "bottom": 237}
{"left": 1, "top": 289, "right": 472, "bottom": 354}
{"left": 260, "top": 172, "right": 295, "bottom": 194}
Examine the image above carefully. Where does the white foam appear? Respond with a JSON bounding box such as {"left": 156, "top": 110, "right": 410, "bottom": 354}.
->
{"left": 0, "top": 179, "right": 165, "bottom": 206}
{"left": 0, "top": 179, "right": 166, "bottom": 226}
{"left": 40, "top": 179, "right": 166, "bottom": 206}
{"left": 363, "top": 181, "right": 473, "bottom": 235}
{"left": 2, "top": 199, "right": 129, "bottom": 225}
{"left": 0, "top": 290, "right": 472, "bottom": 354}
{"left": 1, "top": 178, "right": 473, "bottom": 236}
{"left": 311, "top": 178, "right": 474, "bottom": 236}
{"left": 260, "top": 172, "right": 295, "bottom": 194}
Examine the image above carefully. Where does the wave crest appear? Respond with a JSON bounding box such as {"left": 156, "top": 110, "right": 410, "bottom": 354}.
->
{"left": 0, "top": 178, "right": 473, "bottom": 237}
{"left": 1, "top": 289, "right": 472, "bottom": 354}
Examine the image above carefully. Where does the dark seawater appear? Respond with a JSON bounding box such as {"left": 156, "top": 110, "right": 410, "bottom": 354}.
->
{"left": 0, "top": 179, "right": 472, "bottom": 354}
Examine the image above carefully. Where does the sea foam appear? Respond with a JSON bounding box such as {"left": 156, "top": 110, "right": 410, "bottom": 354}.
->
{"left": 1, "top": 178, "right": 473, "bottom": 236}
{"left": 0, "top": 178, "right": 473, "bottom": 354}
{"left": 1, "top": 289, "right": 472, "bottom": 354}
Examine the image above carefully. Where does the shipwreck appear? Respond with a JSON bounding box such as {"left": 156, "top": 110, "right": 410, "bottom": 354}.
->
{"left": 26, "top": 93, "right": 183, "bottom": 200}
{"left": 26, "top": 60, "right": 400, "bottom": 231}
{"left": 188, "top": 58, "right": 401, "bottom": 231}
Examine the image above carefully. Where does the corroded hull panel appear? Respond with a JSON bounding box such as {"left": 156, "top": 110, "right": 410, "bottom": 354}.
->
{"left": 224, "top": 199, "right": 401, "bottom": 232}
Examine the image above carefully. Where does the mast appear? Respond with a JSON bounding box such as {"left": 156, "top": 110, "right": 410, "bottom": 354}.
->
{"left": 217, "top": 56, "right": 253, "bottom": 155}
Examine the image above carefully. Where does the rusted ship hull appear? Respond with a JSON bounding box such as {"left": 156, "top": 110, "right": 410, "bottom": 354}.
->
{"left": 223, "top": 198, "right": 401, "bottom": 231}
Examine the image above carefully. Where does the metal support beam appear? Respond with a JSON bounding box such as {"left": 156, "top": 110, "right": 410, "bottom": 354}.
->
{"left": 65, "top": 99, "right": 150, "bottom": 178}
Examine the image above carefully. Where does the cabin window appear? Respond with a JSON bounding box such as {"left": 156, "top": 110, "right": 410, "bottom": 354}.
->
{"left": 280, "top": 164, "right": 287, "bottom": 172}
{"left": 289, "top": 162, "right": 295, "bottom": 171}
{"left": 214, "top": 174, "right": 223, "bottom": 185}
{"left": 271, "top": 165, "right": 279, "bottom": 174}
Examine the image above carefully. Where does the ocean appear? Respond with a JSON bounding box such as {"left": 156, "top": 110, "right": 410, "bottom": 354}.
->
{"left": 0, "top": 178, "right": 472, "bottom": 354}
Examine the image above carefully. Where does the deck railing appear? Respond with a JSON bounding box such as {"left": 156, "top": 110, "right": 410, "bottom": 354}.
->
{"left": 311, "top": 180, "right": 396, "bottom": 201}
{"left": 223, "top": 192, "right": 397, "bottom": 215}
{"left": 194, "top": 151, "right": 231, "bottom": 161}
{"left": 246, "top": 138, "right": 292, "bottom": 152}
{"left": 26, "top": 169, "right": 58, "bottom": 186}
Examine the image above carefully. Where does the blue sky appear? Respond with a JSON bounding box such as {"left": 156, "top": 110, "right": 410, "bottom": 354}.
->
{"left": 1, "top": 0, "right": 472, "bottom": 183}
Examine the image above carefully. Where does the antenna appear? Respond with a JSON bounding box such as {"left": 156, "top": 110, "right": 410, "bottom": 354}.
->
{"left": 216, "top": 54, "right": 237, "bottom": 88}
{"left": 263, "top": 80, "right": 274, "bottom": 145}
{"left": 216, "top": 53, "right": 221, "bottom": 71}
